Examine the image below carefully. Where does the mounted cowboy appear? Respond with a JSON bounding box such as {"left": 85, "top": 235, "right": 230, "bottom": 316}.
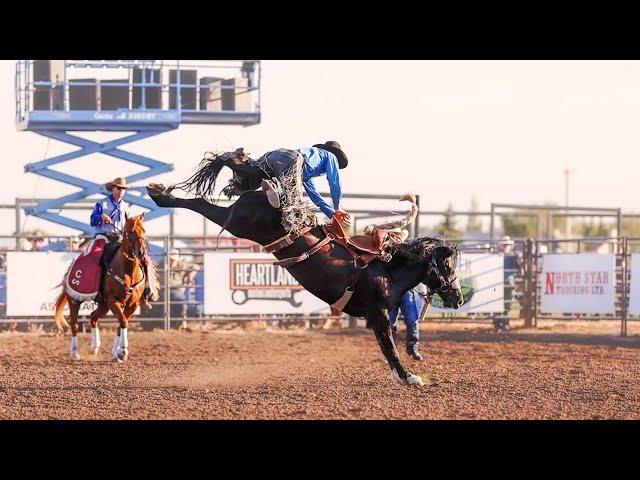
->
{"left": 258, "top": 141, "right": 352, "bottom": 236}
{"left": 89, "top": 177, "right": 157, "bottom": 308}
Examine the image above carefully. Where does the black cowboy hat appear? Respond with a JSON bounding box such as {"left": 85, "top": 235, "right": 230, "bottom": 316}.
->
{"left": 313, "top": 141, "right": 349, "bottom": 169}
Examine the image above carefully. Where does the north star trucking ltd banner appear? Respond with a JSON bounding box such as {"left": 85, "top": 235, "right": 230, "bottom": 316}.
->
{"left": 6, "top": 251, "right": 137, "bottom": 317}
{"left": 539, "top": 253, "right": 616, "bottom": 315}
{"left": 204, "top": 252, "right": 331, "bottom": 315}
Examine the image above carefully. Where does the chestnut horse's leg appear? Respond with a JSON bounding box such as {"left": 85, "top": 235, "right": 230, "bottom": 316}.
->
{"left": 108, "top": 299, "right": 129, "bottom": 362}
{"left": 122, "top": 303, "right": 138, "bottom": 345}
{"left": 370, "top": 312, "right": 424, "bottom": 386}
{"left": 89, "top": 302, "right": 109, "bottom": 356}
{"left": 111, "top": 327, "right": 121, "bottom": 360}
{"left": 68, "top": 300, "right": 81, "bottom": 360}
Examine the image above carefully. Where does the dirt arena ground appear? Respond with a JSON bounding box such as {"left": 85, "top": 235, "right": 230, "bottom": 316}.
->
{"left": 1, "top": 320, "right": 640, "bottom": 419}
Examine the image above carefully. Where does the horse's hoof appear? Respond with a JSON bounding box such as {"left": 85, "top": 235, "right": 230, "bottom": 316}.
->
{"left": 147, "top": 183, "right": 175, "bottom": 197}
{"left": 71, "top": 353, "right": 81, "bottom": 360}
{"left": 116, "top": 348, "right": 129, "bottom": 362}
{"left": 406, "top": 374, "right": 425, "bottom": 386}
{"left": 389, "top": 369, "right": 424, "bottom": 386}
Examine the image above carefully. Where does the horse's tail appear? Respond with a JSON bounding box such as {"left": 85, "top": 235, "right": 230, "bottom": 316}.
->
{"left": 365, "top": 193, "right": 419, "bottom": 233}
{"left": 175, "top": 149, "right": 250, "bottom": 202}
{"left": 53, "top": 288, "right": 69, "bottom": 332}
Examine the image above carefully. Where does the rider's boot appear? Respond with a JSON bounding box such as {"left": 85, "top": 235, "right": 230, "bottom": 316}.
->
{"left": 261, "top": 179, "right": 281, "bottom": 209}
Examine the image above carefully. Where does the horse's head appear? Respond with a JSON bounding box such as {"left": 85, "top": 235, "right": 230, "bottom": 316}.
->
{"left": 123, "top": 212, "right": 147, "bottom": 260}
{"left": 396, "top": 237, "right": 463, "bottom": 309}
{"left": 423, "top": 243, "right": 463, "bottom": 309}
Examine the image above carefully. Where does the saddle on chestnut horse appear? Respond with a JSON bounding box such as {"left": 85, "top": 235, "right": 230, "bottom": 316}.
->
{"left": 65, "top": 235, "right": 108, "bottom": 301}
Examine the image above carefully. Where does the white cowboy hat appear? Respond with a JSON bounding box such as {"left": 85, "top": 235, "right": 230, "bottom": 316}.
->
{"left": 105, "top": 177, "right": 128, "bottom": 191}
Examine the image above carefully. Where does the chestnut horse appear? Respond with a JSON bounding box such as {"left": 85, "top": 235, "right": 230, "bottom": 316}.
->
{"left": 54, "top": 213, "right": 149, "bottom": 362}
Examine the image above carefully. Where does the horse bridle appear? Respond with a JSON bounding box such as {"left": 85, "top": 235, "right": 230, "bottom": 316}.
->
{"left": 115, "top": 226, "right": 146, "bottom": 262}
{"left": 429, "top": 256, "right": 458, "bottom": 292}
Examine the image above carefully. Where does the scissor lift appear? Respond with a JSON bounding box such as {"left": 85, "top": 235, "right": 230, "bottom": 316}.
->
{"left": 16, "top": 60, "right": 261, "bottom": 235}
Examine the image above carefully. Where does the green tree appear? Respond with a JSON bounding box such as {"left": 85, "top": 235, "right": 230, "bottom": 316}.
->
{"left": 501, "top": 215, "right": 537, "bottom": 238}
{"left": 466, "top": 195, "right": 483, "bottom": 232}
{"left": 578, "top": 219, "right": 610, "bottom": 237}
{"left": 621, "top": 218, "right": 640, "bottom": 237}
{"left": 435, "top": 204, "right": 462, "bottom": 238}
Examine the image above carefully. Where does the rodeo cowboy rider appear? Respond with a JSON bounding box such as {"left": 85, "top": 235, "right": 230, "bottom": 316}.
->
{"left": 89, "top": 177, "right": 156, "bottom": 309}
{"left": 258, "top": 141, "right": 353, "bottom": 234}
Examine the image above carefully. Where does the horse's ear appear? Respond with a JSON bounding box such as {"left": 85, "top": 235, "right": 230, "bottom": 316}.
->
{"left": 125, "top": 212, "right": 130, "bottom": 222}
{"left": 139, "top": 212, "right": 145, "bottom": 222}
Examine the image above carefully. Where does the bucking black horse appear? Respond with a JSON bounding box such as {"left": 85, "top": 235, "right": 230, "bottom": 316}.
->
{"left": 147, "top": 151, "right": 463, "bottom": 385}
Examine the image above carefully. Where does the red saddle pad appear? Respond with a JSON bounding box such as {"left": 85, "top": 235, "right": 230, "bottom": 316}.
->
{"left": 65, "top": 237, "right": 106, "bottom": 301}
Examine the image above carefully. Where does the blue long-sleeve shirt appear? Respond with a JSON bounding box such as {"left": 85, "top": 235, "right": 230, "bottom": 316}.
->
{"left": 90, "top": 194, "right": 130, "bottom": 235}
{"left": 299, "top": 147, "right": 342, "bottom": 218}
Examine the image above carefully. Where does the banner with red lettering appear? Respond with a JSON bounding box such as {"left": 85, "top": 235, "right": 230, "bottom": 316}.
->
{"left": 540, "top": 253, "right": 616, "bottom": 314}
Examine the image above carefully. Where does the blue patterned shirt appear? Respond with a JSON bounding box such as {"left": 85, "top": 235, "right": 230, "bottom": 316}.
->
{"left": 299, "top": 147, "right": 342, "bottom": 218}
{"left": 89, "top": 194, "right": 131, "bottom": 235}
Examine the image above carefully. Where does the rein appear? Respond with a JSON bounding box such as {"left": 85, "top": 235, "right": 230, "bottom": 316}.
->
{"left": 108, "top": 224, "right": 147, "bottom": 299}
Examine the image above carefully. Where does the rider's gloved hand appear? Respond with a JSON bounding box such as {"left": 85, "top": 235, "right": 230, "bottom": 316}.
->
{"left": 334, "top": 209, "right": 352, "bottom": 227}
{"left": 101, "top": 214, "right": 112, "bottom": 225}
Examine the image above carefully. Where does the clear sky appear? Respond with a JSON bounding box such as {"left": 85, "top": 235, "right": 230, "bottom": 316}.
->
{"left": 1, "top": 60, "right": 639, "bottom": 235}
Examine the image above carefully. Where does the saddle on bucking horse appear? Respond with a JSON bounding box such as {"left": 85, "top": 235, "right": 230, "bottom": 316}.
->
{"left": 264, "top": 218, "right": 410, "bottom": 311}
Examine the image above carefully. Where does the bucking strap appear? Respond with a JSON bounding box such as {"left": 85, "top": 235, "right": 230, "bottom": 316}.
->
{"left": 273, "top": 233, "right": 335, "bottom": 268}
{"left": 264, "top": 226, "right": 314, "bottom": 254}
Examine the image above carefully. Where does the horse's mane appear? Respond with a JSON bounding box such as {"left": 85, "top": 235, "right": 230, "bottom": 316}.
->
{"left": 122, "top": 215, "right": 160, "bottom": 299}
{"left": 392, "top": 236, "right": 459, "bottom": 262}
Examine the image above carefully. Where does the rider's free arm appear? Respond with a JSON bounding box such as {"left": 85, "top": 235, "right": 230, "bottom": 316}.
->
{"left": 303, "top": 177, "right": 335, "bottom": 219}
{"left": 324, "top": 155, "right": 343, "bottom": 214}
{"left": 90, "top": 202, "right": 103, "bottom": 226}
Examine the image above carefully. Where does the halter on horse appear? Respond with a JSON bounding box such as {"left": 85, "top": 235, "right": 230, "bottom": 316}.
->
{"left": 54, "top": 213, "right": 150, "bottom": 362}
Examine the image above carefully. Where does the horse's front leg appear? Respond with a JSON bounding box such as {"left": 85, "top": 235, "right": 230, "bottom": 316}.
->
{"left": 370, "top": 313, "right": 424, "bottom": 386}
{"left": 107, "top": 299, "right": 129, "bottom": 362}
{"left": 89, "top": 302, "right": 109, "bottom": 356}
{"left": 122, "top": 302, "right": 138, "bottom": 348}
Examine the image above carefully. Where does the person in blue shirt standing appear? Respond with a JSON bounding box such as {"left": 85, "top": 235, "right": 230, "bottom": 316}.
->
{"left": 388, "top": 283, "right": 427, "bottom": 361}
{"left": 89, "top": 176, "right": 156, "bottom": 308}
{"left": 257, "top": 141, "right": 352, "bottom": 236}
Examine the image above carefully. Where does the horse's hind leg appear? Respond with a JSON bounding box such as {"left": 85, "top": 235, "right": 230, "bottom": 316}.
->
{"left": 89, "top": 302, "right": 109, "bottom": 356}
{"left": 68, "top": 300, "right": 81, "bottom": 360}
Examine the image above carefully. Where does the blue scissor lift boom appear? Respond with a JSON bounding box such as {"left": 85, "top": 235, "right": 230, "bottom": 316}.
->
{"left": 15, "top": 60, "right": 261, "bottom": 236}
